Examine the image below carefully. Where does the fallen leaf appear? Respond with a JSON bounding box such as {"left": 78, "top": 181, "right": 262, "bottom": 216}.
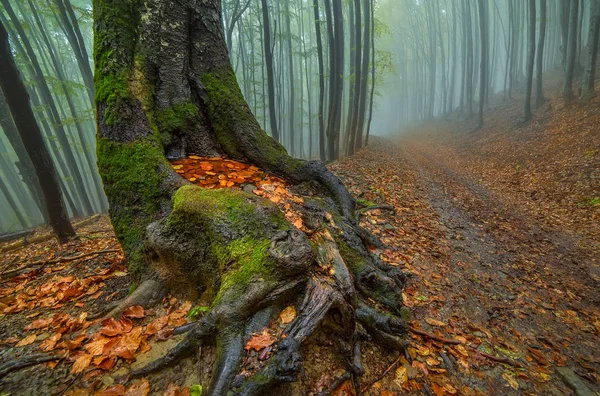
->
{"left": 16, "top": 334, "right": 37, "bottom": 347}
{"left": 394, "top": 366, "right": 408, "bottom": 387}
{"left": 122, "top": 306, "right": 145, "bottom": 319}
{"left": 125, "top": 378, "right": 150, "bottom": 396}
{"left": 96, "top": 384, "right": 125, "bottom": 395}
{"left": 425, "top": 318, "right": 446, "bottom": 327}
{"left": 101, "top": 317, "right": 133, "bottom": 337}
{"left": 145, "top": 316, "right": 168, "bottom": 335}
{"left": 245, "top": 330, "right": 274, "bottom": 351}
{"left": 279, "top": 306, "right": 296, "bottom": 324}
{"left": 72, "top": 353, "right": 92, "bottom": 374}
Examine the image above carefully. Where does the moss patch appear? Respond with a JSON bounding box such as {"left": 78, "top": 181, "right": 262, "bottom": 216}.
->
{"left": 97, "top": 137, "right": 169, "bottom": 272}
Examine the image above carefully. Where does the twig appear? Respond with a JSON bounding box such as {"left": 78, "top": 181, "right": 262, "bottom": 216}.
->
{"left": 0, "top": 353, "right": 62, "bottom": 377}
{"left": 360, "top": 354, "right": 403, "bottom": 393}
{"left": 475, "top": 350, "right": 524, "bottom": 368}
{"left": 409, "top": 326, "right": 524, "bottom": 367}
{"left": 409, "top": 326, "right": 462, "bottom": 344}
{"left": 1, "top": 249, "right": 120, "bottom": 279}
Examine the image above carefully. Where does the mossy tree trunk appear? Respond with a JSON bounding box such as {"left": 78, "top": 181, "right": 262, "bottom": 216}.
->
{"left": 94, "top": 1, "right": 407, "bottom": 394}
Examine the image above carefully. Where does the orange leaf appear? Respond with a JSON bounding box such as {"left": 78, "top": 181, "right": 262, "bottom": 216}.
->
{"left": 25, "top": 317, "right": 53, "bottom": 331}
{"left": 101, "top": 317, "right": 133, "bottom": 337}
{"left": 122, "top": 306, "right": 145, "bottom": 319}
{"left": 39, "top": 333, "right": 61, "bottom": 351}
{"left": 245, "top": 330, "right": 274, "bottom": 351}
{"left": 125, "top": 378, "right": 150, "bottom": 396}
{"left": 71, "top": 353, "right": 92, "bottom": 374}
{"left": 16, "top": 334, "right": 37, "bottom": 347}
{"left": 84, "top": 336, "right": 112, "bottom": 355}
{"left": 96, "top": 384, "right": 125, "bottom": 396}
{"left": 145, "top": 316, "right": 168, "bottom": 335}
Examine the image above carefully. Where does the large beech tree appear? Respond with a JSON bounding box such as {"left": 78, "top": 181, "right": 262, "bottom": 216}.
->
{"left": 94, "top": 0, "right": 407, "bottom": 394}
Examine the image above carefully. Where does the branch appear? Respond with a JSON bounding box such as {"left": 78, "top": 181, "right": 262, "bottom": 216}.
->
{"left": 409, "top": 326, "right": 462, "bottom": 345}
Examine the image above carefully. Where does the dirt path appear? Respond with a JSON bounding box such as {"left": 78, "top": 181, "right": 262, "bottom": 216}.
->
{"left": 332, "top": 138, "right": 600, "bottom": 395}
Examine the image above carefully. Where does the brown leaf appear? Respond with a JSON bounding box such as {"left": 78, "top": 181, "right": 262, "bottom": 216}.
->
{"left": 245, "top": 330, "right": 274, "bottom": 351}
{"left": 25, "top": 317, "right": 53, "bottom": 331}
{"left": 125, "top": 378, "right": 150, "bottom": 396}
{"left": 71, "top": 353, "right": 92, "bottom": 374}
{"left": 145, "top": 316, "right": 168, "bottom": 335}
{"left": 101, "top": 317, "right": 133, "bottom": 337}
{"left": 122, "top": 306, "right": 145, "bottom": 319}
{"left": 96, "top": 384, "right": 125, "bottom": 396}
{"left": 39, "top": 332, "right": 61, "bottom": 351}
{"left": 84, "top": 336, "right": 112, "bottom": 355}
{"left": 16, "top": 333, "right": 37, "bottom": 347}
{"left": 425, "top": 318, "right": 446, "bottom": 327}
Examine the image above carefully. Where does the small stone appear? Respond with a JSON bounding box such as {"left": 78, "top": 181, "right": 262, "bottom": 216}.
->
{"left": 243, "top": 184, "right": 257, "bottom": 194}
{"left": 473, "top": 331, "right": 486, "bottom": 338}
{"left": 556, "top": 367, "right": 595, "bottom": 396}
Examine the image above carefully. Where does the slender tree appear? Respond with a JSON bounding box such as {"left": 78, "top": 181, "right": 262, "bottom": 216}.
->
{"left": 477, "top": 0, "right": 488, "bottom": 128}
{"left": 524, "top": 0, "right": 536, "bottom": 120}
{"left": 0, "top": 19, "right": 75, "bottom": 243}
{"left": 260, "top": 0, "right": 279, "bottom": 141}
{"left": 564, "top": 0, "right": 580, "bottom": 103}
{"left": 582, "top": 0, "right": 600, "bottom": 101}
{"left": 536, "top": 0, "right": 547, "bottom": 107}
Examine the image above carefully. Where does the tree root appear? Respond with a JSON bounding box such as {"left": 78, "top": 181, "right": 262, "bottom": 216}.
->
{"left": 0, "top": 353, "right": 63, "bottom": 377}
{"left": 88, "top": 279, "right": 166, "bottom": 321}
{"left": 127, "top": 194, "right": 408, "bottom": 395}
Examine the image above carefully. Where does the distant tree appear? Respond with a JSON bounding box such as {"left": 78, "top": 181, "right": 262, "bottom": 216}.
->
{"left": 524, "top": 0, "right": 536, "bottom": 120}
{"left": 477, "top": 0, "right": 489, "bottom": 128}
{"left": 536, "top": 0, "right": 547, "bottom": 108}
{"left": 260, "top": 0, "right": 279, "bottom": 142}
{"left": 313, "top": 0, "right": 327, "bottom": 161}
{"left": 582, "top": 0, "right": 600, "bottom": 102}
{"left": 0, "top": 19, "right": 75, "bottom": 243}
{"left": 563, "top": 0, "right": 579, "bottom": 103}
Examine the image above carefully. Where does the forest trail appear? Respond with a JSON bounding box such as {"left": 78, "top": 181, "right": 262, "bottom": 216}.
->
{"left": 332, "top": 134, "right": 600, "bottom": 395}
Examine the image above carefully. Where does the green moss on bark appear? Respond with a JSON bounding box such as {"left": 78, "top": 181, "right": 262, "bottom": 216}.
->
{"left": 200, "top": 68, "right": 303, "bottom": 175}
{"left": 97, "top": 137, "right": 170, "bottom": 272}
{"left": 93, "top": 0, "right": 142, "bottom": 125}
{"left": 164, "top": 185, "right": 290, "bottom": 303}
{"left": 156, "top": 102, "right": 200, "bottom": 145}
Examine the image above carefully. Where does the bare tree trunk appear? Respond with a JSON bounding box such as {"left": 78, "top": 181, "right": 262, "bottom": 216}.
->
{"left": 582, "top": 0, "right": 600, "bottom": 101}
{"left": 524, "top": 0, "right": 536, "bottom": 120}
{"left": 0, "top": 20, "right": 75, "bottom": 243}
{"left": 477, "top": 0, "right": 488, "bottom": 128}
{"left": 564, "top": 0, "right": 580, "bottom": 103}
{"left": 260, "top": 0, "right": 280, "bottom": 141}
{"left": 536, "top": 0, "right": 547, "bottom": 107}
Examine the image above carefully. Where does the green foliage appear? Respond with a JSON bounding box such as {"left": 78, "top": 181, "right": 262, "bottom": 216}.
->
{"left": 190, "top": 385, "right": 203, "bottom": 396}
{"left": 188, "top": 305, "right": 210, "bottom": 319}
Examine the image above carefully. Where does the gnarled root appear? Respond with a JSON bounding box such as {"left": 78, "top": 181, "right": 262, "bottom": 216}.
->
{"left": 129, "top": 191, "right": 408, "bottom": 395}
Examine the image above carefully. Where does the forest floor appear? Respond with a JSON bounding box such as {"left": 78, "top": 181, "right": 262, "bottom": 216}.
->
{"left": 1, "top": 76, "right": 600, "bottom": 395}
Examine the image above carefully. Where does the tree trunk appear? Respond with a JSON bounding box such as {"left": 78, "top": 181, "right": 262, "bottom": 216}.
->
{"left": 477, "top": 0, "right": 488, "bottom": 129}
{"left": 536, "top": 0, "right": 547, "bottom": 107}
{"left": 564, "top": 0, "right": 580, "bottom": 103}
{"left": 313, "top": 0, "right": 327, "bottom": 161}
{"left": 582, "top": 0, "right": 600, "bottom": 101}
{"left": 260, "top": 0, "right": 280, "bottom": 141}
{"left": 94, "top": 1, "right": 406, "bottom": 394}
{"left": 524, "top": 0, "right": 536, "bottom": 120}
{"left": 0, "top": 20, "right": 75, "bottom": 243}
{"left": 354, "top": 0, "right": 370, "bottom": 151}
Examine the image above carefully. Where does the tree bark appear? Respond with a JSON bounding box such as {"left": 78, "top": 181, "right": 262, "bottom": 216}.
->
{"left": 313, "top": 0, "right": 327, "bottom": 161}
{"left": 0, "top": 20, "right": 75, "bottom": 243}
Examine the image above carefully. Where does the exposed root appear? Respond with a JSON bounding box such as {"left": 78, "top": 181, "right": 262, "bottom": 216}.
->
{"left": 90, "top": 279, "right": 166, "bottom": 320}
{"left": 0, "top": 353, "right": 63, "bottom": 377}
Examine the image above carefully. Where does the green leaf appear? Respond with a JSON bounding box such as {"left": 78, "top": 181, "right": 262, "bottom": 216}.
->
{"left": 190, "top": 384, "right": 203, "bottom": 396}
